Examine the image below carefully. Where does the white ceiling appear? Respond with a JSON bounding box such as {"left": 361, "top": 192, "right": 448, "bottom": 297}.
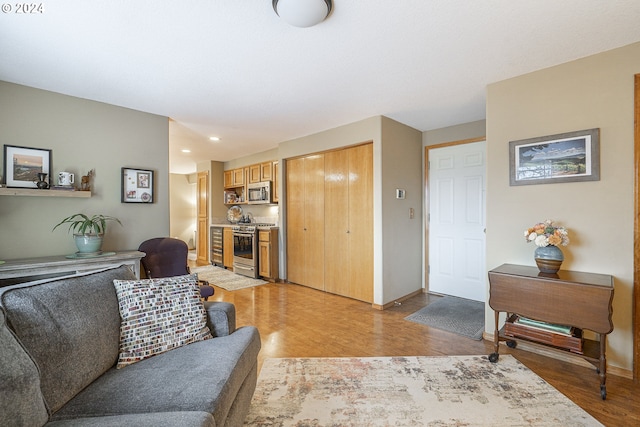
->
{"left": 2, "top": 1, "right": 640, "bottom": 174}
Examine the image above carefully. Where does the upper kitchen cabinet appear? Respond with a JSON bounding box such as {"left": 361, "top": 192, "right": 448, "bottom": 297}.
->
{"left": 224, "top": 167, "right": 245, "bottom": 188}
{"left": 273, "top": 161, "right": 279, "bottom": 203}
{"left": 249, "top": 161, "right": 273, "bottom": 184}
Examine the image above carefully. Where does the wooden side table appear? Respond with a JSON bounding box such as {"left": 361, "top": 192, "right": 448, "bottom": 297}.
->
{"left": 488, "top": 263, "right": 614, "bottom": 399}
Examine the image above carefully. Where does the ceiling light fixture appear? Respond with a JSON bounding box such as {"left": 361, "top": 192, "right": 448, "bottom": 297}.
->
{"left": 181, "top": 149, "right": 191, "bottom": 153}
{"left": 209, "top": 136, "right": 220, "bottom": 141}
{"left": 272, "top": 0, "right": 332, "bottom": 28}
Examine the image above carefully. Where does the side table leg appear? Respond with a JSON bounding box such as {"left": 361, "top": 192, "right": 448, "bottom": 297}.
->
{"left": 599, "top": 335, "right": 607, "bottom": 400}
{"left": 489, "top": 310, "right": 500, "bottom": 363}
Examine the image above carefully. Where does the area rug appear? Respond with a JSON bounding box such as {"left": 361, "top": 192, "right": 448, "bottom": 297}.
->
{"left": 190, "top": 265, "right": 267, "bottom": 291}
{"left": 244, "top": 355, "right": 602, "bottom": 427}
{"left": 405, "top": 296, "right": 485, "bottom": 340}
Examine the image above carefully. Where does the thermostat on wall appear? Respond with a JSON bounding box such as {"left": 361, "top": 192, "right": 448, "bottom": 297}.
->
{"left": 396, "top": 189, "right": 406, "bottom": 199}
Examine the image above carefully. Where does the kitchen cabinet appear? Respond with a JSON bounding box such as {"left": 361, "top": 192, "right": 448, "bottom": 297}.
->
{"left": 224, "top": 168, "right": 245, "bottom": 188}
{"left": 224, "top": 167, "right": 247, "bottom": 204}
{"left": 249, "top": 162, "right": 273, "bottom": 184}
{"left": 196, "top": 171, "right": 209, "bottom": 265}
{"left": 324, "top": 143, "right": 373, "bottom": 302}
{"left": 249, "top": 164, "right": 261, "bottom": 183}
{"left": 286, "top": 154, "right": 325, "bottom": 290}
{"left": 223, "top": 227, "right": 234, "bottom": 269}
{"left": 258, "top": 228, "right": 279, "bottom": 281}
{"left": 273, "top": 161, "right": 279, "bottom": 202}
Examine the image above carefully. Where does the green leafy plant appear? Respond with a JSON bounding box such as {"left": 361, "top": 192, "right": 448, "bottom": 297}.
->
{"left": 53, "top": 213, "right": 122, "bottom": 235}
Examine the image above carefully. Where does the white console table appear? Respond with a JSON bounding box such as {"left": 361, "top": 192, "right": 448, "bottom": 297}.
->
{"left": 0, "top": 251, "right": 145, "bottom": 284}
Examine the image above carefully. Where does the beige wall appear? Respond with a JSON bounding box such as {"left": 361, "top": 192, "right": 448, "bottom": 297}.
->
{"left": 486, "top": 42, "right": 640, "bottom": 371}
{"left": 381, "top": 117, "right": 424, "bottom": 301}
{"left": 423, "top": 120, "right": 486, "bottom": 147}
{"left": 169, "top": 173, "right": 196, "bottom": 248}
{"left": 0, "top": 82, "right": 170, "bottom": 258}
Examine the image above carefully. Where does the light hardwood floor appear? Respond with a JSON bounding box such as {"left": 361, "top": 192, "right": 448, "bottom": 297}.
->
{"left": 206, "top": 280, "right": 639, "bottom": 426}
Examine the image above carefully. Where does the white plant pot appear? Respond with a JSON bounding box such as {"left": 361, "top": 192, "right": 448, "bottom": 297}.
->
{"left": 74, "top": 234, "right": 104, "bottom": 254}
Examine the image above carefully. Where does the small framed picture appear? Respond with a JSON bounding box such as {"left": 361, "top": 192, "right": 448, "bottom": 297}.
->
{"left": 121, "top": 167, "right": 154, "bottom": 203}
{"left": 509, "top": 128, "right": 600, "bottom": 186}
{"left": 3, "top": 145, "right": 52, "bottom": 188}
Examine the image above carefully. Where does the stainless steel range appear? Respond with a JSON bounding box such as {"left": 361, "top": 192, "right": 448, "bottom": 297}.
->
{"left": 232, "top": 223, "right": 275, "bottom": 278}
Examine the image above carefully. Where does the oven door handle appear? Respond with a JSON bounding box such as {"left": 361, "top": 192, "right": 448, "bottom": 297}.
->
{"left": 233, "top": 232, "right": 255, "bottom": 237}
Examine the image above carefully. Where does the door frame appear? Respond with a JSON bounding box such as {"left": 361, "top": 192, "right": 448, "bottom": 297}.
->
{"left": 634, "top": 73, "right": 639, "bottom": 382}
{"left": 424, "top": 136, "right": 486, "bottom": 292}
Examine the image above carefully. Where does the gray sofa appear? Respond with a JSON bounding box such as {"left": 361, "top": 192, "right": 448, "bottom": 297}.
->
{"left": 0, "top": 265, "right": 261, "bottom": 427}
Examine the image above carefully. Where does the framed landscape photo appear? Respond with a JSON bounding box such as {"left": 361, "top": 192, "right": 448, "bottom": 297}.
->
{"left": 3, "top": 145, "right": 52, "bottom": 188}
{"left": 509, "top": 128, "right": 600, "bottom": 186}
{"left": 121, "top": 167, "right": 154, "bottom": 203}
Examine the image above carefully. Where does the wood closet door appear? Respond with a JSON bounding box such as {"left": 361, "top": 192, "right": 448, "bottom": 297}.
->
{"left": 286, "top": 157, "right": 306, "bottom": 285}
{"left": 286, "top": 155, "right": 325, "bottom": 290}
{"left": 303, "top": 155, "right": 325, "bottom": 290}
{"left": 348, "top": 143, "right": 373, "bottom": 302}
{"left": 324, "top": 149, "right": 350, "bottom": 297}
{"left": 324, "top": 143, "right": 373, "bottom": 302}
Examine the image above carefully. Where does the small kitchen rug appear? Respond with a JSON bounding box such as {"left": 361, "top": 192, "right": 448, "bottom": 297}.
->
{"left": 190, "top": 265, "right": 267, "bottom": 291}
{"left": 244, "top": 355, "right": 602, "bottom": 426}
{"left": 405, "top": 296, "right": 484, "bottom": 340}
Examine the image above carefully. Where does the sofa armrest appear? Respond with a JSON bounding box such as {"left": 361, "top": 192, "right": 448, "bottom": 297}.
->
{"left": 203, "top": 301, "right": 236, "bottom": 337}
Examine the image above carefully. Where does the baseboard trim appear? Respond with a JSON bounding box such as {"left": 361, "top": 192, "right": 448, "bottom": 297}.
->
{"left": 373, "top": 289, "right": 423, "bottom": 310}
{"left": 482, "top": 331, "right": 632, "bottom": 379}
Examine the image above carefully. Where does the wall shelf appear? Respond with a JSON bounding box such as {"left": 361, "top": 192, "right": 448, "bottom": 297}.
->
{"left": 0, "top": 188, "right": 91, "bottom": 198}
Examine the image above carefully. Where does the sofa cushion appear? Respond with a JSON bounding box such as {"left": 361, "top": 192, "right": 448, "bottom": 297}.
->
{"left": 0, "top": 307, "right": 49, "bottom": 427}
{"left": 46, "top": 411, "right": 216, "bottom": 427}
{"left": 1, "top": 265, "right": 134, "bottom": 413}
{"left": 112, "top": 274, "right": 213, "bottom": 368}
{"left": 52, "top": 326, "right": 261, "bottom": 426}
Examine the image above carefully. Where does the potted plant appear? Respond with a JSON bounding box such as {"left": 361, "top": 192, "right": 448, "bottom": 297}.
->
{"left": 53, "top": 213, "right": 122, "bottom": 254}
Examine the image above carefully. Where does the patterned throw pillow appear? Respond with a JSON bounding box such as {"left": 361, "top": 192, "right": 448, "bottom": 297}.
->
{"left": 113, "top": 274, "right": 213, "bottom": 369}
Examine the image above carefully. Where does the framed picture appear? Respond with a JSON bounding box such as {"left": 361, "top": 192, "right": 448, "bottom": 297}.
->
{"left": 3, "top": 145, "right": 52, "bottom": 188}
{"left": 121, "top": 167, "right": 154, "bottom": 203}
{"left": 509, "top": 128, "right": 600, "bottom": 186}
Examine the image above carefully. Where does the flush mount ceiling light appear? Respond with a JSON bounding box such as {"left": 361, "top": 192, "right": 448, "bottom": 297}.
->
{"left": 209, "top": 136, "right": 220, "bottom": 141}
{"left": 272, "top": 0, "right": 332, "bottom": 28}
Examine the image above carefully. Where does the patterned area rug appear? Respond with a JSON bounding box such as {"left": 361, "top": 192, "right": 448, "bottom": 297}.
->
{"left": 405, "top": 296, "right": 485, "bottom": 340}
{"left": 190, "top": 265, "right": 267, "bottom": 291}
{"left": 245, "top": 355, "right": 602, "bottom": 427}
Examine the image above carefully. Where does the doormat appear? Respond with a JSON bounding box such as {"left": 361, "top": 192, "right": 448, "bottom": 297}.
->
{"left": 244, "top": 355, "right": 602, "bottom": 426}
{"left": 190, "top": 265, "right": 267, "bottom": 291}
{"left": 405, "top": 296, "right": 484, "bottom": 340}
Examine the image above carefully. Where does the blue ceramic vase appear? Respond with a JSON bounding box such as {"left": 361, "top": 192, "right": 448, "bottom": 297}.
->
{"left": 534, "top": 245, "right": 563, "bottom": 274}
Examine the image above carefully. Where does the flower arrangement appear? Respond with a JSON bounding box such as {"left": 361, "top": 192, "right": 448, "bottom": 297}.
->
{"left": 524, "top": 219, "right": 569, "bottom": 247}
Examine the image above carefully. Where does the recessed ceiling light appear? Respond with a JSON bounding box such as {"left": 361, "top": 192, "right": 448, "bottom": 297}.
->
{"left": 181, "top": 149, "right": 191, "bottom": 153}
{"left": 209, "top": 136, "right": 220, "bottom": 141}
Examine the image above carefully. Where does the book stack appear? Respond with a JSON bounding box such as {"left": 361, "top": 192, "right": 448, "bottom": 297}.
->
{"left": 504, "top": 315, "right": 583, "bottom": 354}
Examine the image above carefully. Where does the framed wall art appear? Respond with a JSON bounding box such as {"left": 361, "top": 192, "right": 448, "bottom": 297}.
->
{"left": 121, "top": 167, "right": 154, "bottom": 203}
{"left": 509, "top": 128, "right": 600, "bottom": 186}
{"left": 3, "top": 145, "right": 52, "bottom": 188}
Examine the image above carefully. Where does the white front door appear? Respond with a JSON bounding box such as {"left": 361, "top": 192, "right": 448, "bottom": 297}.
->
{"left": 428, "top": 141, "right": 486, "bottom": 302}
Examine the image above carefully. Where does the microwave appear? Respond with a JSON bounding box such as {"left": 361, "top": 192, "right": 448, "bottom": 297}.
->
{"left": 247, "top": 181, "right": 272, "bottom": 204}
